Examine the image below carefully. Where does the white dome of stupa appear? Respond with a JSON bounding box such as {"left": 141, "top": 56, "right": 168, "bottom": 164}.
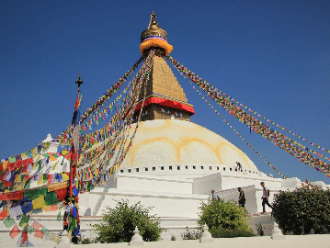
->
{"left": 119, "top": 119, "right": 258, "bottom": 171}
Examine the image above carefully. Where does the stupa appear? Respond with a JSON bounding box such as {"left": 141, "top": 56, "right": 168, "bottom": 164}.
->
{"left": 1, "top": 13, "right": 330, "bottom": 246}
{"left": 71, "top": 12, "right": 330, "bottom": 239}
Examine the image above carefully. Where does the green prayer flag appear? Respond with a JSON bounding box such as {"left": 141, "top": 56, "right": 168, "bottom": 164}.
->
{"left": 43, "top": 174, "right": 48, "bottom": 183}
{"left": 68, "top": 217, "right": 76, "bottom": 231}
{"left": 4, "top": 216, "right": 15, "bottom": 228}
{"left": 40, "top": 226, "right": 50, "bottom": 234}
{"left": 45, "top": 191, "right": 58, "bottom": 206}
{"left": 87, "top": 181, "right": 92, "bottom": 191}
{"left": 24, "top": 225, "right": 35, "bottom": 233}
{"left": 37, "top": 160, "right": 43, "bottom": 172}
{"left": 19, "top": 215, "right": 29, "bottom": 227}
{"left": 24, "top": 187, "right": 47, "bottom": 200}
{"left": 9, "top": 157, "right": 16, "bottom": 163}
{"left": 24, "top": 178, "right": 32, "bottom": 189}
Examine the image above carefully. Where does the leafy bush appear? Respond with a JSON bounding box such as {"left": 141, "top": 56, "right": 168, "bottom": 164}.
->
{"left": 198, "top": 198, "right": 254, "bottom": 238}
{"left": 92, "top": 200, "right": 162, "bottom": 243}
{"left": 272, "top": 186, "right": 330, "bottom": 235}
{"left": 80, "top": 238, "right": 92, "bottom": 244}
{"left": 181, "top": 227, "right": 201, "bottom": 240}
{"left": 211, "top": 227, "right": 255, "bottom": 238}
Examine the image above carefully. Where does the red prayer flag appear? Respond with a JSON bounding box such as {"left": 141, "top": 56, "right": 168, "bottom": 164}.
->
{"left": 16, "top": 160, "right": 22, "bottom": 168}
{"left": 2, "top": 181, "right": 14, "bottom": 188}
{"left": 7, "top": 162, "right": 15, "bottom": 171}
{"left": 22, "top": 158, "right": 33, "bottom": 167}
{"left": 56, "top": 188, "right": 68, "bottom": 202}
{"left": 74, "top": 95, "right": 80, "bottom": 110}
{"left": 45, "top": 205, "right": 58, "bottom": 212}
{"left": 47, "top": 174, "right": 53, "bottom": 184}
{"left": 21, "top": 230, "right": 28, "bottom": 244}
{"left": 34, "top": 230, "right": 45, "bottom": 239}
{"left": 9, "top": 224, "right": 21, "bottom": 239}
{"left": 0, "top": 209, "right": 8, "bottom": 220}
{"left": 31, "top": 220, "right": 42, "bottom": 231}
{"left": 0, "top": 190, "right": 24, "bottom": 201}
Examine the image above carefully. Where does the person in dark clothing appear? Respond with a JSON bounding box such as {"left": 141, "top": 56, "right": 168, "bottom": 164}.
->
{"left": 236, "top": 162, "right": 242, "bottom": 171}
{"left": 237, "top": 187, "right": 247, "bottom": 211}
{"left": 260, "top": 182, "right": 273, "bottom": 214}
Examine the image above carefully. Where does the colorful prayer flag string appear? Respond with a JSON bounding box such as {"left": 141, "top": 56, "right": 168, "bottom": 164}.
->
{"left": 166, "top": 55, "right": 330, "bottom": 178}
{"left": 187, "top": 80, "right": 287, "bottom": 178}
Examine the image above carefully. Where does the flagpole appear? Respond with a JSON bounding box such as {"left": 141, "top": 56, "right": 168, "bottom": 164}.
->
{"left": 63, "top": 74, "right": 83, "bottom": 243}
{"left": 69, "top": 74, "right": 83, "bottom": 199}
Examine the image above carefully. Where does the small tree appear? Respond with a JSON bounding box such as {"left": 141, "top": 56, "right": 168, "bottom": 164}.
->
{"left": 198, "top": 198, "right": 254, "bottom": 238}
{"left": 272, "top": 186, "right": 330, "bottom": 234}
{"left": 92, "top": 200, "right": 162, "bottom": 243}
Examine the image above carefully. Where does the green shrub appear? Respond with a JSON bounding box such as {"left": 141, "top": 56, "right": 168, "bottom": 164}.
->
{"left": 272, "top": 186, "right": 330, "bottom": 235}
{"left": 181, "top": 227, "right": 201, "bottom": 240}
{"left": 80, "top": 238, "right": 92, "bottom": 244}
{"left": 198, "top": 198, "right": 254, "bottom": 238}
{"left": 211, "top": 227, "right": 255, "bottom": 238}
{"left": 92, "top": 200, "right": 162, "bottom": 243}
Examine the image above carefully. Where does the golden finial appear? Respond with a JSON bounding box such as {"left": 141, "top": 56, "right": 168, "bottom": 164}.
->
{"left": 141, "top": 12, "right": 167, "bottom": 42}
{"left": 148, "top": 11, "right": 159, "bottom": 29}
{"left": 140, "top": 12, "right": 173, "bottom": 55}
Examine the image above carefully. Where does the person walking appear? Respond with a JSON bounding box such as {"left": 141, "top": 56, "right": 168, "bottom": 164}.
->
{"left": 237, "top": 187, "right": 247, "bottom": 211}
{"left": 211, "top": 189, "right": 218, "bottom": 201}
{"left": 260, "top": 182, "right": 273, "bottom": 214}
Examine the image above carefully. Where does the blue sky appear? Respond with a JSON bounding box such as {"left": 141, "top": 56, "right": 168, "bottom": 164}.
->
{"left": 1, "top": 1, "right": 330, "bottom": 183}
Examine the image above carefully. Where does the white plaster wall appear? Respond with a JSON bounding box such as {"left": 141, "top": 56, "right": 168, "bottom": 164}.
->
{"left": 220, "top": 173, "right": 282, "bottom": 191}
{"left": 89, "top": 192, "right": 207, "bottom": 218}
{"left": 115, "top": 175, "right": 193, "bottom": 194}
{"left": 192, "top": 174, "right": 222, "bottom": 194}
{"left": 48, "top": 234, "right": 330, "bottom": 248}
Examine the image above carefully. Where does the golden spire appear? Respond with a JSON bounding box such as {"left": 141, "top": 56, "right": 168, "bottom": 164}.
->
{"left": 135, "top": 13, "right": 194, "bottom": 122}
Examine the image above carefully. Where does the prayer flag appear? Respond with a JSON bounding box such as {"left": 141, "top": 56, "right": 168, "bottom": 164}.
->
{"left": 19, "top": 214, "right": 29, "bottom": 228}
{"left": 34, "top": 229, "right": 45, "bottom": 239}
{"left": 31, "top": 220, "right": 42, "bottom": 230}
{"left": 0, "top": 208, "right": 8, "bottom": 220}
{"left": 4, "top": 216, "right": 15, "bottom": 228}
{"left": 9, "top": 224, "right": 21, "bottom": 239}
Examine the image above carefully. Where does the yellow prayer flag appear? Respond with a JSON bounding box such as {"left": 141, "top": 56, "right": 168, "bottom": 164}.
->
{"left": 52, "top": 161, "right": 59, "bottom": 170}
{"left": 32, "top": 195, "right": 45, "bottom": 211}
{"left": 61, "top": 150, "right": 69, "bottom": 156}
{"left": 15, "top": 175, "right": 22, "bottom": 183}
{"left": 62, "top": 173, "right": 69, "bottom": 181}
{"left": 18, "top": 183, "right": 25, "bottom": 190}
{"left": 37, "top": 177, "right": 44, "bottom": 185}
{"left": 49, "top": 155, "right": 57, "bottom": 162}
{"left": 13, "top": 183, "right": 20, "bottom": 191}
{"left": 2, "top": 161, "right": 8, "bottom": 170}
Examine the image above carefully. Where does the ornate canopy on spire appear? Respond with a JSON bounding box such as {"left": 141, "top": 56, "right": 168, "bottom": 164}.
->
{"left": 140, "top": 12, "right": 173, "bottom": 55}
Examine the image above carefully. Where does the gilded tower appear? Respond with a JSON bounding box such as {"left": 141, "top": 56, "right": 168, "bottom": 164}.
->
{"left": 136, "top": 12, "right": 195, "bottom": 121}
